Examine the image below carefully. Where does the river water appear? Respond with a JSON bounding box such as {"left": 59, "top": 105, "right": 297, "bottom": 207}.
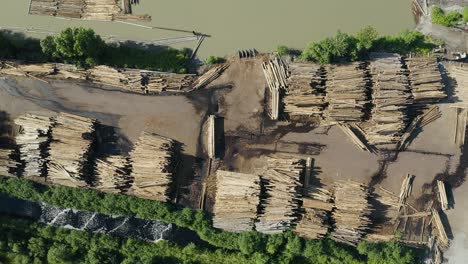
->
{"left": 0, "top": 195, "right": 207, "bottom": 246}
{"left": 0, "top": 0, "right": 415, "bottom": 57}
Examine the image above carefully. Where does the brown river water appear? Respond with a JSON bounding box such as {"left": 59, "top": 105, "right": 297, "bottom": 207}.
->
{"left": 0, "top": 0, "right": 415, "bottom": 57}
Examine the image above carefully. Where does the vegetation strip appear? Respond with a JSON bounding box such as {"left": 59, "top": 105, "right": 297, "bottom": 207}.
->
{"left": 0, "top": 176, "right": 423, "bottom": 263}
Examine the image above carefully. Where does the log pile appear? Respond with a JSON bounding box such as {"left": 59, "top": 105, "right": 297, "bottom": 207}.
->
{"left": 145, "top": 73, "right": 196, "bottom": 94}
{"left": 325, "top": 62, "right": 370, "bottom": 122}
{"left": 448, "top": 64, "right": 468, "bottom": 107}
{"left": 454, "top": 107, "right": 467, "bottom": 147}
{"left": 296, "top": 186, "right": 333, "bottom": 239}
{"left": 437, "top": 181, "right": 449, "bottom": 211}
{"left": 431, "top": 209, "right": 449, "bottom": 248}
{"left": 14, "top": 113, "right": 53, "bottom": 177}
{"left": 192, "top": 64, "right": 229, "bottom": 90}
{"left": 398, "top": 106, "right": 442, "bottom": 151}
{"left": 283, "top": 63, "right": 326, "bottom": 119}
{"left": 406, "top": 57, "right": 446, "bottom": 103}
{"left": 398, "top": 174, "right": 415, "bottom": 209}
{"left": 47, "top": 113, "right": 96, "bottom": 187}
{"left": 262, "top": 57, "right": 288, "bottom": 120}
{"left": 95, "top": 155, "right": 130, "bottom": 193}
{"left": 29, "top": 0, "right": 151, "bottom": 21}
{"left": 129, "top": 132, "right": 177, "bottom": 201}
{"left": 361, "top": 53, "right": 411, "bottom": 145}
{"left": 0, "top": 149, "right": 17, "bottom": 176}
{"left": 255, "top": 155, "right": 304, "bottom": 234}
{"left": 331, "top": 180, "right": 372, "bottom": 246}
{"left": 212, "top": 170, "right": 261, "bottom": 232}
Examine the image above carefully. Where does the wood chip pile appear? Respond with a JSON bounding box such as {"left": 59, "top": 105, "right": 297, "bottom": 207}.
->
{"left": 361, "top": 53, "right": 411, "bottom": 145}
{"left": 14, "top": 114, "right": 52, "bottom": 177}
{"left": 95, "top": 155, "right": 130, "bottom": 193}
{"left": 212, "top": 170, "right": 261, "bottom": 232}
{"left": 255, "top": 155, "right": 304, "bottom": 234}
{"left": 295, "top": 186, "right": 333, "bottom": 239}
{"left": 325, "top": 62, "right": 370, "bottom": 122}
{"left": 29, "top": 0, "right": 151, "bottom": 21}
{"left": 406, "top": 57, "right": 446, "bottom": 103}
{"left": 284, "top": 63, "right": 326, "bottom": 118}
{"left": 47, "top": 113, "right": 96, "bottom": 187}
{"left": 331, "top": 181, "right": 372, "bottom": 246}
{"left": 129, "top": 132, "right": 177, "bottom": 201}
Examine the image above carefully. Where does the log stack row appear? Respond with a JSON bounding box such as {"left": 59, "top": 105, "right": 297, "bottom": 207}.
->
{"left": 213, "top": 170, "right": 261, "bottom": 232}
{"left": 406, "top": 57, "right": 446, "bottom": 103}
{"left": 255, "top": 155, "right": 304, "bottom": 234}
{"left": 29, "top": 0, "right": 151, "bottom": 21}
{"left": 262, "top": 57, "right": 288, "bottom": 120}
{"left": 129, "top": 132, "right": 177, "bottom": 202}
{"left": 331, "top": 180, "right": 372, "bottom": 246}
{"left": 295, "top": 186, "right": 333, "bottom": 239}
{"left": 325, "top": 62, "right": 370, "bottom": 122}
{"left": 0, "top": 149, "right": 17, "bottom": 176}
{"left": 283, "top": 63, "right": 326, "bottom": 119}
{"left": 360, "top": 53, "right": 412, "bottom": 145}
{"left": 47, "top": 113, "right": 96, "bottom": 187}
{"left": 95, "top": 155, "right": 131, "bottom": 193}
{"left": 14, "top": 114, "right": 53, "bottom": 177}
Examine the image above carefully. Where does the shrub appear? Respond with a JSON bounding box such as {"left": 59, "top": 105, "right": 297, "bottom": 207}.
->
{"left": 464, "top": 6, "right": 468, "bottom": 23}
{"left": 276, "top": 45, "right": 291, "bottom": 56}
{"left": 205, "top": 55, "right": 225, "bottom": 65}
{"left": 431, "top": 6, "right": 463, "bottom": 27}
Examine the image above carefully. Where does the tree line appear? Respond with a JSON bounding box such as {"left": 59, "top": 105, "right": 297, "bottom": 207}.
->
{"left": 276, "top": 26, "right": 440, "bottom": 64}
{"left": 0, "top": 176, "right": 423, "bottom": 264}
{"left": 0, "top": 27, "right": 189, "bottom": 73}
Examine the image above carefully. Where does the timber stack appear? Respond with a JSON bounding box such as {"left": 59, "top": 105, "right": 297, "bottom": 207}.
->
{"left": 255, "top": 155, "right": 304, "bottom": 234}
{"left": 145, "top": 73, "right": 196, "bottom": 94}
{"left": 447, "top": 64, "right": 468, "bottom": 107}
{"left": 129, "top": 132, "right": 177, "bottom": 201}
{"left": 406, "top": 57, "right": 446, "bottom": 103}
{"left": 398, "top": 106, "right": 441, "bottom": 151}
{"left": 262, "top": 57, "right": 288, "bottom": 120}
{"left": 95, "top": 155, "right": 130, "bottom": 193}
{"left": 437, "top": 180, "right": 449, "bottom": 211}
{"left": 360, "top": 53, "right": 411, "bottom": 145}
{"left": 0, "top": 149, "right": 17, "bottom": 176}
{"left": 398, "top": 174, "right": 415, "bottom": 209}
{"left": 331, "top": 180, "right": 372, "bottom": 246}
{"left": 283, "top": 63, "right": 326, "bottom": 120}
{"left": 14, "top": 113, "right": 53, "bottom": 177}
{"left": 29, "top": 0, "right": 151, "bottom": 21}
{"left": 212, "top": 170, "right": 261, "bottom": 232}
{"left": 192, "top": 63, "right": 229, "bottom": 90}
{"left": 47, "top": 113, "right": 96, "bottom": 187}
{"left": 325, "top": 62, "right": 370, "bottom": 123}
{"left": 295, "top": 186, "right": 333, "bottom": 239}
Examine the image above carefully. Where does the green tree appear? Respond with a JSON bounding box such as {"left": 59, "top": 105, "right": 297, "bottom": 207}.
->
{"left": 238, "top": 232, "right": 265, "bottom": 255}
{"left": 357, "top": 241, "right": 416, "bottom": 264}
{"left": 356, "top": 25, "right": 379, "bottom": 51}
{"left": 276, "top": 45, "right": 290, "bottom": 56}
{"left": 432, "top": 6, "right": 463, "bottom": 27}
{"left": 205, "top": 55, "right": 225, "bottom": 65}
{"left": 47, "top": 244, "right": 75, "bottom": 264}
{"left": 28, "top": 237, "right": 47, "bottom": 259}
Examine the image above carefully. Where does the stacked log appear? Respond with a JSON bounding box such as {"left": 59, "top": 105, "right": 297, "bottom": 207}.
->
{"left": 406, "top": 57, "right": 446, "bottom": 103}
{"left": 0, "top": 149, "right": 17, "bottom": 176}
{"left": 431, "top": 209, "right": 449, "bottom": 248}
{"left": 87, "top": 65, "right": 136, "bottom": 89}
{"left": 129, "top": 132, "right": 176, "bottom": 202}
{"left": 398, "top": 174, "right": 415, "bottom": 209}
{"left": 262, "top": 57, "right": 288, "bottom": 120}
{"left": 331, "top": 180, "right": 372, "bottom": 246}
{"left": 295, "top": 186, "right": 333, "bottom": 239}
{"left": 47, "top": 113, "right": 96, "bottom": 187}
{"left": 283, "top": 63, "right": 326, "bottom": 118}
{"left": 448, "top": 64, "right": 468, "bottom": 106}
{"left": 398, "top": 106, "right": 442, "bottom": 151}
{"left": 255, "top": 155, "right": 304, "bottom": 234}
{"left": 82, "top": 0, "right": 120, "bottom": 21}
{"left": 437, "top": 181, "right": 449, "bottom": 211}
{"left": 95, "top": 155, "right": 130, "bottom": 193}
{"left": 29, "top": 0, "right": 151, "bottom": 21}
{"left": 212, "top": 170, "right": 261, "bottom": 232}
{"left": 192, "top": 64, "right": 229, "bottom": 90}
{"left": 362, "top": 53, "right": 411, "bottom": 145}
{"left": 14, "top": 113, "right": 53, "bottom": 177}
{"left": 145, "top": 73, "right": 196, "bottom": 94}
{"left": 325, "top": 62, "right": 370, "bottom": 122}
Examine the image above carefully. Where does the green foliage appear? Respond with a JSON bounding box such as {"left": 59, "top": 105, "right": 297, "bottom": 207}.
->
{"left": 276, "top": 45, "right": 291, "bottom": 56}
{"left": 205, "top": 55, "right": 225, "bottom": 65}
{"left": 357, "top": 241, "right": 419, "bottom": 264}
{"left": 464, "top": 7, "right": 468, "bottom": 23}
{"left": 0, "top": 176, "right": 424, "bottom": 264}
{"left": 431, "top": 6, "right": 463, "bottom": 27}
{"left": 300, "top": 26, "right": 437, "bottom": 64}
